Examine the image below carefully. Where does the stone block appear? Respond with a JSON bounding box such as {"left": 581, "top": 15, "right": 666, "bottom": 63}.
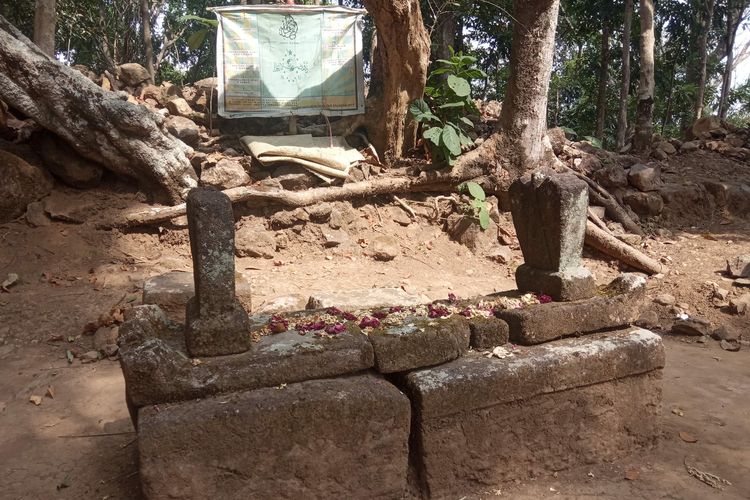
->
{"left": 368, "top": 315, "right": 470, "bottom": 373}
{"left": 403, "top": 329, "right": 664, "bottom": 496}
{"left": 514, "top": 263, "right": 597, "bottom": 302}
{"left": 119, "top": 325, "right": 375, "bottom": 409}
{"left": 468, "top": 316, "right": 509, "bottom": 349}
{"left": 628, "top": 164, "right": 661, "bottom": 192}
{"left": 509, "top": 170, "right": 589, "bottom": 272}
{"left": 727, "top": 254, "right": 750, "bottom": 278}
{"left": 306, "top": 287, "right": 429, "bottom": 311}
{"left": 184, "top": 188, "right": 251, "bottom": 357}
{"left": 496, "top": 273, "right": 646, "bottom": 345}
{"left": 138, "top": 374, "right": 411, "bottom": 500}
{"left": 142, "top": 271, "right": 252, "bottom": 319}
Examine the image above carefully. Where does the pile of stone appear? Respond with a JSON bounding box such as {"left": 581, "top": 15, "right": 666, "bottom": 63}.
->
{"left": 118, "top": 182, "right": 663, "bottom": 499}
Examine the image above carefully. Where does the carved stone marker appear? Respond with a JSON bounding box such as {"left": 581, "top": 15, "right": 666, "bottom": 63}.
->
{"left": 185, "top": 188, "right": 251, "bottom": 356}
{"left": 509, "top": 170, "right": 596, "bottom": 301}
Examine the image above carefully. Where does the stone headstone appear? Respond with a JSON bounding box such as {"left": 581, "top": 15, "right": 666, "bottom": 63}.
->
{"left": 509, "top": 170, "right": 596, "bottom": 301}
{"left": 185, "top": 188, "right": 252, "bottom": 357}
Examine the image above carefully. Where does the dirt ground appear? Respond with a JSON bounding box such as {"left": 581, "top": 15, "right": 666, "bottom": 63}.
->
{"left": 1, "top": 178, "right": 749, "bottom": 499}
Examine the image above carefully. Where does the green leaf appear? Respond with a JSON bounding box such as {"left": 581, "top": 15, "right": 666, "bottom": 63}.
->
{"left": 458, "top": 131, "right": 473, "bottom": 147}
{"left": 471, "top": 198, "right": 485, "bottom": 210}
{"left": 438, "top": 101, "right": 465, "bottom": 109}
{"left": 409, "top": 99, "right": 437, "bottom": 122}
{"left": 423, "top": 126, "right": 442, "bottom": 146}
{"left": 430, "top": 68, "right": 451, "bottom": 75}
{"left": 478, "top": 209, "right": 490, "bottom": 230}
{"left": 187, "top": 29, "right": 209, "bottom": 51}
{"left": 459, "top": 116, "right": 475, "bottom": 128}
{"left": 447, "top": 75, "right": 471, "bottom": 97}
{"left": 179, "top": 15, "right": 219, "bottom": 28}
{"left": 441, "top": 126, "right": 461, "bottom": 156}
{"left": 583, "top": 135, "right": 603, "bottom": 149}
{"left": 465, "top": 181, "right": 486, "bottom": 201}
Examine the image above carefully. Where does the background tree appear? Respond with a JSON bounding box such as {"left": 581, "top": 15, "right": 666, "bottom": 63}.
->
{"left": 633, "top": 0, "right": 655, "bottom": 153}
{"left": 33, "top": 0, "right": 56, "bottom": 56}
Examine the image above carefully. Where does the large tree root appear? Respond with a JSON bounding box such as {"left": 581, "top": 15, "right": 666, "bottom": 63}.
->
{"left": 104, "top": 166, "right": 486, "bottom": 229}
{"left": 566, "top": 168, "right": 644, "bottom": 236}
{"left": 585, "top": 221, "right": 662, "bottom": 275}
{"left": 0, "top": 16, "right": 197, "bottom": 203}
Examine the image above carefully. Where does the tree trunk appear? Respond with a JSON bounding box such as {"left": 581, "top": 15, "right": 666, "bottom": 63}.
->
{"left": 694, "top": 0, "right": 716, "bottom": 121}
{"left": 140, "top": 0, "right": 155, "bottom": 83}
{"left": 499, "top": 0, "right": 561, "bottom": 177}
{"left": 33, "top": 0, "right": 55, "bottom": 57}
{"left": 360, "top": 0, "right": 431, "bottom": 160}
{"left": 718, "top": 2, "right": 745, "bottom": 119}
{"left": 633, "top": 0, "right": 655, "bottom": 154}
{"left": 616, "top": 0, "right": 632, "bottom": 150}
{"left": 595, "top": 23, "right": 611, "bottom": 143}
{"left": 0, "top": 16, "right": 197, "bottom": 203}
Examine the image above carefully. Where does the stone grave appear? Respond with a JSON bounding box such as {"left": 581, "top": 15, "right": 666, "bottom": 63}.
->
{"left": 119, "top": 181, "right": 664, "bottom": 499}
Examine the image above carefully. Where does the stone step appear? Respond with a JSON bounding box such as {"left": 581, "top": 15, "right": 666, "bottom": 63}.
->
{"left": 401, "top": 328, "right": 665, "bottom": 496}
{"left": 138, "top": 373, "right": 411, "bottom": 500}
{"left": 495, "top": 273, "right": 646, "bottom": 345}
{"left": 119, "top": 308, "right": 374, "bottom": 409}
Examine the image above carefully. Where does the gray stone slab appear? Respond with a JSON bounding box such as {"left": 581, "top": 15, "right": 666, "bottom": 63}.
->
{"left": 184, "top": 188, "right": 251, "bottom": 356}
{"left": 368, "top": 315, "right": 470, "bottom": 374}
{"left": 138, "top": 374, "right": 411, "bottom": 500}
{"left": 403, "top": 327, "right": 664, "bottom": 420}
{"left": 142, "top": 271, "right": 252, "bottom": 319}
{"left": 119, "top": 310, "right": 374, "bottom": 408}
{"left": 515, "top": 263, "right": 597, "bottom": 301}
{"left": 509, "top": 170, "right": 589, "bottom": 272}
{"left": 410, "top": 371, "right": 662, "bottom": 496}
{"left": 468, "top": 316, "right": 509, "bottom": 349}
{"left": 496, "top": 273, "right": 646, "bottom": 345}
{"left": 306, "top": 287, "right": 430, "bottom": 311}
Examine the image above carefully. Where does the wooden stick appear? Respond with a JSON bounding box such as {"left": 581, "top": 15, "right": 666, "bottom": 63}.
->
{"left": 585, "top": 221, "right": 662, "bottom": 274}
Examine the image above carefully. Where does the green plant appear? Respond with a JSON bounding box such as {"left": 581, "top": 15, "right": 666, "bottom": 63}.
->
{"left": 410, "top": 48, "right": 486, "bottom": 165}
{"left": 180, "top": 14, "right": 218, "bottom": 51}
{"left": 458, "top": 181, "right": 491, "bottom": 230}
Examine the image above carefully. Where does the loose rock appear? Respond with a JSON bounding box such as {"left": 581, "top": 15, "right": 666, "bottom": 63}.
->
{"left": 235, "top": 226, "right": 276, "bottom": 258}
{"left": 653, "top": 293, "right": 676, "bottom": 306}
{"left": 730, "top": 293, "right": 750, "bottom": 315}
{"left": 628, "top": 164, "right": 661, "bottom": 192}
{"left": 370, "top": 235, "right": 400, "bottom": 261}
{"left": 200, "top": 158, "right": 250, "bottom": 189}
{"left": 0, "top": 150, "right": 54, "bottom": 223}
{"left": 726, "top": 255, "right": 750, "bottom": 278}
{"left": 671, "top": 318, "right": 711, "bottom": 336}
{"left": 165, "top": 116, "right": 200, "bottom": 146}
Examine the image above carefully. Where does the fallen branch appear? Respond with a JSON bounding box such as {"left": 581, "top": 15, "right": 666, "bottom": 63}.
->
{"left": 585, "top": 221, "right": 662, "bottom": 275}
{"left": 104, "top": 167, "right": 485, "bottom": 229}
{"left": 566, "top": 168, "right": 644, "bottom": 236}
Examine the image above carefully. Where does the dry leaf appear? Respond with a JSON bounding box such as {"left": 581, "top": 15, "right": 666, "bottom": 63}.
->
{"left": 45, "top": 386, "right": 55, "bottom": 399}
{"left": 679, "top": 431, "right": 698, "bottom": 443}
{"left": 29, "top": 395, "right": 42, "bottom": 406}
{"left": 672, "top": 408, "right": 684, "bottom": 417}
{"left": 624, "top": 468, "right": 640, "bottom": 481}
{"left": 1, "top": 273, "right": 18, "bottom": 292}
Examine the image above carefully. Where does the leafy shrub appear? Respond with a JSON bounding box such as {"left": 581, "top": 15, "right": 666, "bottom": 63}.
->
{"left": 458, "top": 181, "right": 491, "bottom": 230}
{"left": 410, "top": 49, "right": 486, "bottom": 165}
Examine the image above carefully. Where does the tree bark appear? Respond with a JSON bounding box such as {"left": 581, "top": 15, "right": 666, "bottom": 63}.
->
{"left": 633, "top": 0, "right": 655, "bottom": 154}
{"left": 595, "top": 23, "right": 611, "bottom": 143}
{"left": 718, "top": 1, "right": 747, "bottom": 119}
{"left": 616, "top": 0, "right": 632, "bottom": 150}
{"left": 585, "top": 221, "right": 662, "bottom": 274}
{"left": 33, "top": 0, "right": 56, "bottom": 57}
{"left": 0, "top": 16, "right": 197, "bottom": 203}
{"left": 360, "top": 0, "right": 431, "bottom": 160}
{"left": 106, "top": 164, "right": 487, "bottom": 229}
{"left": 694, "top": 0, "right": 716, "bottom": 121}
{"left": 140, "top": 0, "right": 155, "bottom": 83}
{"left": 499, "top": 0, "right": 561, "bottom": 177}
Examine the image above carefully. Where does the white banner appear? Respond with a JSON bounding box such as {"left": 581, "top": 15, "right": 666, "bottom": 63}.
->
{"left": 211, "top": 5, "right": 366, "bottom": 118}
